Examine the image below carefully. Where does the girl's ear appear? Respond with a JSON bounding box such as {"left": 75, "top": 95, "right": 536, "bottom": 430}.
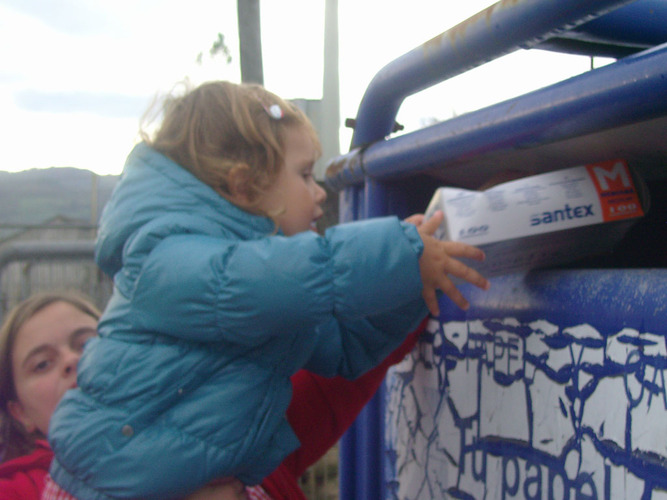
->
{"left": 7, "top": 400, "right": 36, "bottom": 434}
{"left": 226, "top": 165, "right": 254, "bottom": 208}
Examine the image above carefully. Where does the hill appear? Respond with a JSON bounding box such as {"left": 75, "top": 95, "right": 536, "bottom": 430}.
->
{"left": 0, "top": 167, "right": 119, "bottom": 227}
{"left": 0, "top": 165, "right": 341, "bottom": 239}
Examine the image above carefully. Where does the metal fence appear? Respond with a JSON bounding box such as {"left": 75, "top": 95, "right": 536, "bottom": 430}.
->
{"left": 0, "top": 240, "right": 113, "bottom": 323}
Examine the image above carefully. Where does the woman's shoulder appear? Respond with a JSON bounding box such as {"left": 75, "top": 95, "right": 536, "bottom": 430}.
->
{"left": 0, "top": 440, "right": 52, "bottom": 475}
{"left": 0, "top": 441, "right": 52, "bottom": 499}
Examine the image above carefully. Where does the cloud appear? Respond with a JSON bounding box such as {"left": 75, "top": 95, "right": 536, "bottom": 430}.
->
{"left": 0, "top": 70, "right": 24, "bottom": 84}
{"left": 14, "top": 89, "right": 151, "bottom": 119}
{"left": 0, "top": 0, "right": 120, "bottom": 36}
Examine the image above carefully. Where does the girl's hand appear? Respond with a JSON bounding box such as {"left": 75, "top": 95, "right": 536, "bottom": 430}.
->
{"left": 416, "top": 211, "right": 490, "bottom": 315}
{"left": 404, "top": 214, "right": 425, "bottom": 227}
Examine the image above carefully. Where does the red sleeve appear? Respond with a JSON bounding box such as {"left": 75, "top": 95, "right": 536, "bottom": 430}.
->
{"left": 259, "top": 463, "right": 308, "bottom": 500}
{"left": 0, "top": 443, "right": 53, "bottom": 500}
{"left": 279, "top": 318, "right": 426, "bottom": 479}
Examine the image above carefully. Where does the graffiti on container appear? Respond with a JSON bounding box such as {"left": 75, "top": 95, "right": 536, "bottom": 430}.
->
{"left": 385, "top": 316, "right": 667, "bottom": 500}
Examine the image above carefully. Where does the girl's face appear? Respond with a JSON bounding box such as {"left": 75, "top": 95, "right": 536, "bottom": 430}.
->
{"left": 8, "top": 301, "right": 97, "bottom": 436}
{"left": 257, "top": 125, "right": 327, "bottom": 236}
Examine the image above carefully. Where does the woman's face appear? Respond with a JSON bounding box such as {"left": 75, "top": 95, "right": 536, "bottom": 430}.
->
{"left": 8, "top": 301, "right": 97, "bottom": 436}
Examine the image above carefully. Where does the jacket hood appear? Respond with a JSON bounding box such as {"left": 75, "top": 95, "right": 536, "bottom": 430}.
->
{"left": 95, "top": 142, "right": 276, "bottom": 277}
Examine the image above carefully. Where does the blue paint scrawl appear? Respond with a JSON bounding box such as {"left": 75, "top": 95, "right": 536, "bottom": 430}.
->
{"left": 385, "top": 317, "right": 667, "bottom": 500}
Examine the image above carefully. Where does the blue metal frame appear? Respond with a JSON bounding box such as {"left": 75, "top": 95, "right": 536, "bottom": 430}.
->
{"left": 540, "top": 0, "right": 667, "bottom": 56}
{"left": 330, "top": 1, "right": 667, "bottom": 498}
{"left": 348, "top": 0, "right": 637, "bottom": 150}
{"left": 327, "top": 42, "right": 667, "bottom": 192}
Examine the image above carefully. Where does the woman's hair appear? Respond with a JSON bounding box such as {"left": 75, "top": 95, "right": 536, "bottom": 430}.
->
{"left": 0, "top": 291, "right": 101, "bottom": 462}
{"left": 142, "top": 80, "right": 322, "bottom": 208}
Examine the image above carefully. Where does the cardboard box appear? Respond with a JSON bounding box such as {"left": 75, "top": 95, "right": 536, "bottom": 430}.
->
{"left": 425, "top": 159, "right": 649, "bottom": 278}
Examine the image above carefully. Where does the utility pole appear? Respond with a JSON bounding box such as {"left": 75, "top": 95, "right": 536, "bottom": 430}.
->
{"left": 235, "top": 0, "right": 340, "bottom": 181}
{"left": 90, "top": 172, "right": 98, "bottom": 238}
{"left": 237, "top": 0, "right": 263, "bottom": 84}
{"left": 321, "top": 0, "right": 341, "bottom": 172}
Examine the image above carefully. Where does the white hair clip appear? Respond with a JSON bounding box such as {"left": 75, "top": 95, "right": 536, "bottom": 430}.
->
{"left": 264, "top": 103, "right": 284, "bottom": 120}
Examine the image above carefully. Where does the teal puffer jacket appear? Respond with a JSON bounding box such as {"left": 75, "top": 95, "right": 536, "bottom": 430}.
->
{"left": 48, "top": 143, "right": 428, "bottom": 499}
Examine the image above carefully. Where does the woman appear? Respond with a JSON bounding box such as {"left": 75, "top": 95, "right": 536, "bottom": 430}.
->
{"left": 0, "top": 291, "right": 100, "bottom": 499}
{"left": 0, "top": 291, "right": 425, "bottom": 499}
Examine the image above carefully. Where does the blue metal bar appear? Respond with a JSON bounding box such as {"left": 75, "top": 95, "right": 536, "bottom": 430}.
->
{"left": 356, "top": 392, "right": 382, "bottom": 499}
{"left": 549, "top": 0, "right": 667, "bottom": 49}
{"left": 441, "top": 269, "right": 667, "bottom": 338}
{"left": 349, "top": 0, "right": 637, "bottom": 149}
{"left": 338, "top": 426, "right": 356, "bottom": 500}
{"left": 535, "top": 0, "right": 667, "bottom": 57}
{"left": 337, "top": 184, "right": 365, "bottom": 223}
{"left": 364, "top": 178, "right": 388, "bottom": 218}
{"left": 339, "top": 387, "right": 386, "bottom": 500}
{"left": 326, "top": 41, "right": 667, "bottom": 190}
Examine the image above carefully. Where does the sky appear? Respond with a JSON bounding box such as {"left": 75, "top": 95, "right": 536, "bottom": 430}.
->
{"left": 0, "top": 0, "right": 607, "bottom": 176}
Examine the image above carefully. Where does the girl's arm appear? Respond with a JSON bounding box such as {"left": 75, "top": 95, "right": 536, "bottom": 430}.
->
{"left": 301, "top": 295, "right": 427, "bottom": 379}
{"left": 123, "top": 217, "right": 425, "bottom": 344}
{"left": 279, "top": 319, "right": 426, "bottom": 479}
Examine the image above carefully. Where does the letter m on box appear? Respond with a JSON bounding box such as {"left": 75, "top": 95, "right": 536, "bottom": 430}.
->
{"left": 585, "top": 159, "right": 644, "bottom": 222}
{"left": 590, "top": 160, "right": 632, "bottom": 191}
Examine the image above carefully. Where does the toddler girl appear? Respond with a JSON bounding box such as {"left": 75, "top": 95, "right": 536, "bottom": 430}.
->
{"left": 47, "top": 81, "right": 489, "bottom": 499}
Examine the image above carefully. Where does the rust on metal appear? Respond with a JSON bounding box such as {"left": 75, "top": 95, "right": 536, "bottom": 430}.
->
{"left": 421, "top": 0, "right": 525, "bottom": 52}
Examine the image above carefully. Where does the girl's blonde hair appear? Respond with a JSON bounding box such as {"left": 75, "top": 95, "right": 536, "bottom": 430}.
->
{"left": 142, "top": 80, "right": 322, "bottom": 207}
{"left": 0, "top": 291, "right": 101, "bottom": 462}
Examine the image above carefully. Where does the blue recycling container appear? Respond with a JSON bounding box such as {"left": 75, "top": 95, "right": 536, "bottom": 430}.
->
{"left": 325, "top": 1, "right": 667, "bottom": 498}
